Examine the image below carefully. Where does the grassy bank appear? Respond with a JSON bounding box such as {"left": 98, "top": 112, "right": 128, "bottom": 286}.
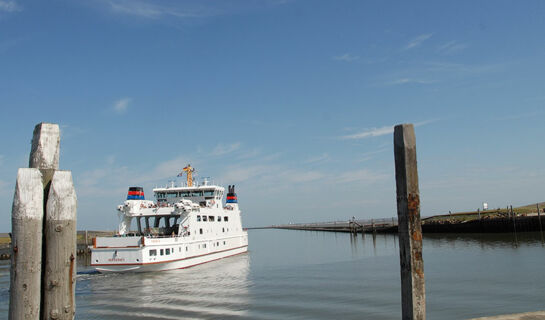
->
{"left": 423, "top": 202, "right": 545, "bottom": 224}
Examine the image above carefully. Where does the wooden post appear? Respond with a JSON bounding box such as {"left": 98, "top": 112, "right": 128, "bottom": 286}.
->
{"left": 29, "top": 123, "right": 60, "bottom": 170}
{"left": 43, "top": 171, "right": 77, "bottom": 319}
{"left": 9, "top": 168, "right": 44, "bottom": 320}
{"left": 10, "top": 122, "right": 76, "bottom": 319}
{"left": 511, "top": 205, "right": 518, "bottom": 245}
{"left": 537, "top": 203, "right": 543, "bottom": 244}
{"left": 394, "top": 124, "right": 425, "bottom": 320}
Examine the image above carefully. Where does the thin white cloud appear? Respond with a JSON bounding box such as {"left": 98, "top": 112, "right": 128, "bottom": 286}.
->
{"left": 341, "top": 125, "right": 394, "bottom": 140}
{"left": 0, "top": 0, "right": 22, "bottom": 13}
{"left": 303, "top": 153, "right": 329, "bottom": 164}
{"left": 333, "top": 53, "right": 359, "bottom": 62}
{"left": 283, "top": 170, "right": 325, "bottom": 183}
{"left": 221, "top": 165, "right": 271, "bottom": 184}
{"left": 237, "top": 148, "right": 261, "bottom": 160}
{"left": 211, "top": 142, "right": 241, "bottom": 156}
{"left": 102, "top": 0, "right": 291, "bottom": 20}
{"left": 107, "top": 0, "right": 203, "bottom": 19}
{"left": 385, "top": 78, "right": 436, "bottom": 86}
{"left": 437, "top": 40, "right": 468, "bottom": 54}
{"left": 404, "top": 33, "right": 433, "bottom": 50}
{"left": 113, "top": 97, "right": 131, "bottom": 114}
{"left": 340, "top": 120, "right": 437, "bottom": 140}
{"left": 355, "top": 148, "right": 389, "bottom": 162}
{"left": 333, "top": 169, "right": 389, "bottom": 184}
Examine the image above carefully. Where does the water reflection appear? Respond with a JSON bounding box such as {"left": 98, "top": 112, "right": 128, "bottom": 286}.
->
{"left": 2, "top": 231, "right": 544, "bottom": 320}
{"left": 76, "top": 254, "right": 251, "bottom": 320}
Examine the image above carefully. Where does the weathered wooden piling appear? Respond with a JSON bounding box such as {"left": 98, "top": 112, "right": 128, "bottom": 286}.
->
{"left": 29, "top": 123, "right": 60, "bottom": 170}
{"left": 10, "top": 122, "right": 77, "bottom": 320}
{"left": 393, "top": 124, "right": 425, "bottom": 320}
{"left": 9, "top": 168, "right": 44, "bottom": 320}
{"left": 43, "top": 171, "right": 77, "bottom": 320}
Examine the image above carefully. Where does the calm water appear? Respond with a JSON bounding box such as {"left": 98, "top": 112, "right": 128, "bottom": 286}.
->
{"left": 1, "top": 230, "right": 544, "bottom": 319}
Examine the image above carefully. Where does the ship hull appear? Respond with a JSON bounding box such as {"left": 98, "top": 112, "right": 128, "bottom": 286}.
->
{"left": 93, "top": 245, "right": 248, "bottom": 273}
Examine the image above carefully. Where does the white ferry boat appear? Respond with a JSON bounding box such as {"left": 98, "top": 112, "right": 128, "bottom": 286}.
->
{"left": 90, "top": 165, "right": 248, "bottom": 273}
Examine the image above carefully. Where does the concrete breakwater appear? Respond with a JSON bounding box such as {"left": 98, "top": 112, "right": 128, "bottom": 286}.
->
{"left": 273, "top": 215, "right": 545, "bottom": 234}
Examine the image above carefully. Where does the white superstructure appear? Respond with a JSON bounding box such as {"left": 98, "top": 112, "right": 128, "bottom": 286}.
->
{"left": 91, "top": 166, "right": 248, "bottom": 273}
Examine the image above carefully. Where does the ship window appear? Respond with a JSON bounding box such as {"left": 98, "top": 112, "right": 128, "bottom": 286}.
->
{"left": 203, "top": 244, "right": 206, "bottom": 248}
{"left": 149, "top": 249, "right": 157, "bottom": 256}
{"left": 222, "top": 228, "right": 225, "bottom": 232}
{"left": 181, "top": 191, "right": 190, "bottom": 197}
{"left": 197, "top": 215, "right": 201, "bottom": 222}
{"left": 160, "top": 249, "right": 164, "bottom": 256}
{"left": 202, "top": 216, "right": 207, "bottom": 221}
{"left": 190, "top": 191, "right": 203, "bottom": 197}
{"left": 223, "top": 241, "right": 226, "bottom": 245}
{"left": 199, "top": 228, "right": 203, "bottom": 234}
{"left": 204, "top": 190, "right": 214, "bottom": 197}
{"left": 209, "top": 216, "right": 214, "bottom": 222}
{"left": 224, "top": 216, "right": 229, "bottom": 222}
{"left": 166, "top": 248, "right": 170, "bottom": 255}
{"left": 186, "top": 246, "right": 188, "bottom": 251}
{"left": 179, "top": 247, "right": 181, "bottom": 252}
{"left": 218, "top": 216, "right": 221, "bottom": 221}
{"left": 167, "top": 193, "right": 177, "bottom": 198}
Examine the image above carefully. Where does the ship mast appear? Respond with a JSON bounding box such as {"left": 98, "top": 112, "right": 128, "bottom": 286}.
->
{"left": 183, "top": 164, "right": 195, "bottom": 187}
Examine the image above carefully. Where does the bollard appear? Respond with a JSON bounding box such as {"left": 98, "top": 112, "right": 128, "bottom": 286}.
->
{"left": 9, "top": 168, "right": 44, "bottom": 320}
{"left": 394, "top": 124, "right": 425, "bottom": 320}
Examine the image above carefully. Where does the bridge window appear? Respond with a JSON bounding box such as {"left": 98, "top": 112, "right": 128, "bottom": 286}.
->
{"left": 204, "top": 190, "right": 214, "bottom": 197}
{"left": 149, "top": 249, "right": 157, "bottom": 256}
{"left": 190, "top": 191, "right": 203, "bottom": 197}
{"left": 167, "top": 193, "right": 177, "bottom": 198}
{"left": 181, "top": 191, "right": 190, "bottom": 197}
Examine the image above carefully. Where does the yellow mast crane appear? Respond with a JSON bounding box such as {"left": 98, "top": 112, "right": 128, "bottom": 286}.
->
{"left": 183, "top": 164, "right": 195, "bottom": 187}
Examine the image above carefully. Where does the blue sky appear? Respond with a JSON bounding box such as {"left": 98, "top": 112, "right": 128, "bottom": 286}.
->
{"left": 1, "top": 0, "right": 544, "bottom": 230}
